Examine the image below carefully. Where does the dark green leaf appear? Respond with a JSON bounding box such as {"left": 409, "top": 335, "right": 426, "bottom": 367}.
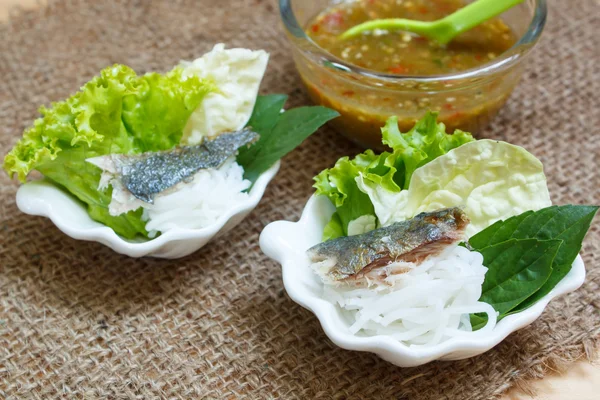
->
{"left": 248, "top": 94, "right": 288, "bottom": 133}
{"left": 469, "top": 314, "right": 488, "bottom": 331}
{"left": 478, "top": 238, "right": 561, "bottom": 317}
{"left": 513, "top": 206, "right": 599, "bottom": 311}
{"left": 238, "top": 104, "right": 339, "bottom": 184}
{"left": 469, "top": 205, "right": 599, "bottom": 313}
{"left": 237, "top": 94, "right": 288, "bottom": 168}
{"left": 469, "top": 210, "right": 535, "bottom": 249}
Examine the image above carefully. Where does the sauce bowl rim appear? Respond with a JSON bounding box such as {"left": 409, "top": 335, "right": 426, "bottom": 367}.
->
{"left": 279, "top": 0, "right": 547, "bottom": 83}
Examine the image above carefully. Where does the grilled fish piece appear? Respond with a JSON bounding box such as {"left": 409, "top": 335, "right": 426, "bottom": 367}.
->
{"left": 87, "top": 128, "right": 258, "bottom": 215}
{"left": 307, "top": 208, "right": 469, "bottom": 284}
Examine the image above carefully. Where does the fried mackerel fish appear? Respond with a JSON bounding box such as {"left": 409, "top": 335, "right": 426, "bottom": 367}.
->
{"left": 307, "top": 208, "right": 470, "bottom": 285}
{"left": 87, "top": 128, "right": 258, "bottom": 215}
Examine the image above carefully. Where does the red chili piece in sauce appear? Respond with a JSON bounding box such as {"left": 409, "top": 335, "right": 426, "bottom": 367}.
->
{"left": 388, "top": 64, "right": 410, "bottom": 74}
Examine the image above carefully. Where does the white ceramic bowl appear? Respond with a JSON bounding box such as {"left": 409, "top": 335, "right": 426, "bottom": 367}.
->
{"left": 16, "top": 161, "right": 280, "bottom": 259}
{"left": 260, "top": 195, "right": 586, "bottom": 367}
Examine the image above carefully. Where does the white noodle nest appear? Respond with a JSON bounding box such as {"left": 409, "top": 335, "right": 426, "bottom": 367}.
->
{"left": 322, "top": 245, "right": 497, "bottom": 347}
{"left": 142, "top": 157, "right": 251, "bottom": 237}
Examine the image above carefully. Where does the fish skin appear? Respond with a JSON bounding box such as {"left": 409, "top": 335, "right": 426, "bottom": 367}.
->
{"left": 307, "top": 208, "right": 470, "bottom": 283}
{"left": 88, "top": 128, "right": 258, "bottom": 204}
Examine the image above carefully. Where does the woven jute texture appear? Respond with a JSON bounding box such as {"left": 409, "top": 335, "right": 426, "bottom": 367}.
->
{"left": 0, "top": 0, "right": 599, "bottom": 399}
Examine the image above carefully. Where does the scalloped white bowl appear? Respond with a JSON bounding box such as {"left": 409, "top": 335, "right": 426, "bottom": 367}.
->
{"left": 259, "top": 195, "right": 586, "bottom": 367}
{"left": 16, "top": 161, "right": 280, "bottom": 259}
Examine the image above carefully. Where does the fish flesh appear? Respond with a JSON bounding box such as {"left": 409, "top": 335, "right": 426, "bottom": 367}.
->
{"left": 307, "top": 208, "right": 470, "bottom": 284}
{"left": 308, "top": 208, "right": 470, "bottom": 284}
{"left": 87, "top": 128, "right": 258, "bottom": 215}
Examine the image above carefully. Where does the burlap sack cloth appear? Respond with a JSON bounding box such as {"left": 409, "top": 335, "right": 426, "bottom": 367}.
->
{"left": 0, "top": 0, "right": 598, "bottom": 398}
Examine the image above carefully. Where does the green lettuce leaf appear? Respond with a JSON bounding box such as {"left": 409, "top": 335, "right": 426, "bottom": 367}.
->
{"left": 4, "top": 64, "right": 214, "bottom": 238}
{"left": 314, "top": 111, "right": 474, "bottom": 240}
{"left": 122, "top": 67, "right": 215, "bottom": 152}
{"left": 314, "top": 152, "right": 378, "bottom": 240}
{"left": 322, "top": 212, "right": 344, "bottom": 242}
{"left": 381, "top": 112, "right": 474, "bottom": 190}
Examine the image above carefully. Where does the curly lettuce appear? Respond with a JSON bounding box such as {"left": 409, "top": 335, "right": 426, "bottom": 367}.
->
{"left": 314, "top": 111, "right": 474, "bottom": 240}
{"left": 314, "top": 151, "right": 378, "bottom": 241}
{"left": 4, "top": 65, "right": 215, "bottom": 238}
{"left": 379, "top": 112, "right": 475, "bottom": 191}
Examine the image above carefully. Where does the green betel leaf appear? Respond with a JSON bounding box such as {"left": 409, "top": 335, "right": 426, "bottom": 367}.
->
{"left": 469, "top": 205, "right": 599, "bottom": 313}
{"left": 469, "top": 314, "right": 488, "bottom": 332}
{"left": 237, "top": 94, "right": 288, "bottom": 168}
{"left": 478, "top": 238, "right": 561, "bottom": 317}
{"left": 468, "top": 210, "right": 535, "bottom": 249}
{"left": 238, "top": 104, "right": 339, "bottom": 184}
{"left": 512, "top": 205, "right": 598, "bottom": 311}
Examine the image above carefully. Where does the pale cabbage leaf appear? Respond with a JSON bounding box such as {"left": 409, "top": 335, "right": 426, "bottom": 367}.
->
{"left": 181, "top": 44, "right": 269, "bottom": 144}
{"left": 359, "top": 140, "right": 552, "bottom": 237}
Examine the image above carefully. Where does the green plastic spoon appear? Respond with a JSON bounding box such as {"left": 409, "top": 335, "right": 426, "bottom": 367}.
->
{"left": 339, "top": 0, "right": 524, "bottom": 44}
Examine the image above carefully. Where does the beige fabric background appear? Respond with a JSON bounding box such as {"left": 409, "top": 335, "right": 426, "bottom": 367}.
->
{"left": 0, "top": 0, "right": 599, "bottom": 399}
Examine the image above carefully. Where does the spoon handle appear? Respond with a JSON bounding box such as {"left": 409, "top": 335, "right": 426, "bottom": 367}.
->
{"left": 339, "top": 19, "right": 433, "bottom": 40}
{"left": 339, "top": 0, "right": 524, "bottom": 44}
{"left": 439, "top": 0, "right": 524, "bottom": 39}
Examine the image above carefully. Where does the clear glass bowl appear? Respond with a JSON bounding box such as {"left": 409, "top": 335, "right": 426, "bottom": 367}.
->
{"left": 279, "top": 0, "right": 547, "bottom": 149}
